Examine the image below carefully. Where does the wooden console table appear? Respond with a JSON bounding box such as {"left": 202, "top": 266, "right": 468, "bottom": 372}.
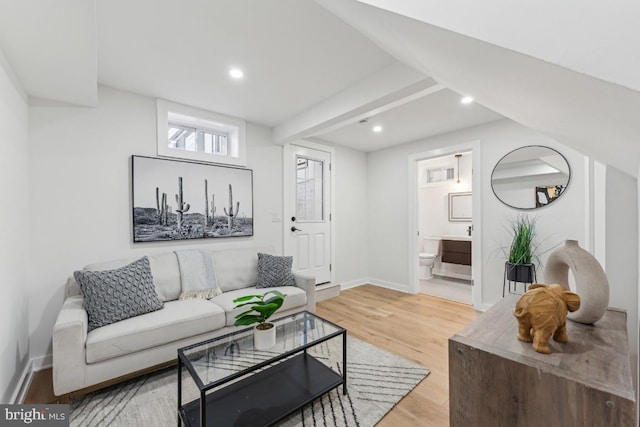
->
{"left": 449, "top": 294, "right": 635, "bottom": 426}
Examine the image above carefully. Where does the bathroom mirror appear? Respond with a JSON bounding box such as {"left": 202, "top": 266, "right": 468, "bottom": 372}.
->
{"left": 449, "top": 192, "right": 472, "bottom": 221}
{"left": 491, "top": 145, "right": 570, "bottom": 210}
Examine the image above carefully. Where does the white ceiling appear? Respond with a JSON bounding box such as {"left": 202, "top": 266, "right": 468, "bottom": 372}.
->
{"left": 96, "top": 0, "right": 395, "bottom": 127}
{"left": 354, "top": 0, "right": 640, "bottom": 94}
{"left": 0, "top": 0, "right": 97, "bottom": 106}
{"left": 0, "top": 0, "right": 508, "bottom": 152}
{"left": 315, "top": 88, "right": 503, "bottom": 151}
{"left": 3, "top": 0, "right": 640, "bottom": 168}
{"left": 317, "top": 0, "right": 640, "bottom": 176}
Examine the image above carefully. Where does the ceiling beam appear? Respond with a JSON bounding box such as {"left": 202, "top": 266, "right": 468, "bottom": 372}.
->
{"left": 273, "top": 61, "right": 439, "bottom": 144}
{"left": 316, "top": 0, "right": 640, "bottom": 177}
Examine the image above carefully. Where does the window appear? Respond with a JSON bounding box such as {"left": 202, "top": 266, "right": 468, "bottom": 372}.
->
{"left": 157, "top": 99, "right": 246, "bottom": 166}
{"left": 296, "top": 157, "right": 324, "bottom": 221}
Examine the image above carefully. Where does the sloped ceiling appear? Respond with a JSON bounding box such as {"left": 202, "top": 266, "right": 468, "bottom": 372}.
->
{"left": 316, "top": 0, "right": 640, "bottom": 177}
{"left": 352, "top": 0, "right": 640, "bottom": 94}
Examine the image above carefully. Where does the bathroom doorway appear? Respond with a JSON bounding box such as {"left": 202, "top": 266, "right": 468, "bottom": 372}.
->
{"left": 408, "top": 142, "right": 482, "bottom": 308}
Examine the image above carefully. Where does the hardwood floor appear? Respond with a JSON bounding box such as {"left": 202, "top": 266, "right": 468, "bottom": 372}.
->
{"left": 25, "top": 285, "right": 478, "bottom": 426}
{"left": 316, "top": 285, "right": 478, "bottom": 427}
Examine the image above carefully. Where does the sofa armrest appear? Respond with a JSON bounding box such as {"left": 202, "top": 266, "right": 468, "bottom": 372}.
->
{"left": 53, "top": 295, "right": 88, "bottom": 396}
{"left": 293, "top": 272, "right": 316, "bottom": 313}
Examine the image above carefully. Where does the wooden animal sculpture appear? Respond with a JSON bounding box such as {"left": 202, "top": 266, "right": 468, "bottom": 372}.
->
{"left": 513, "top": 284, "right": 581, "bottom": 354}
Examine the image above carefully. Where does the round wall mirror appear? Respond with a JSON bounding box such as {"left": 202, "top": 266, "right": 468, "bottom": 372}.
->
{"left": 491, "top": 145, "right": 571, "bottom": 210}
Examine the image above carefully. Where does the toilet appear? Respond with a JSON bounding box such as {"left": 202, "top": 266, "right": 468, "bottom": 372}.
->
{"left": 419, "top": 238, "right": 441, "bottom": 279}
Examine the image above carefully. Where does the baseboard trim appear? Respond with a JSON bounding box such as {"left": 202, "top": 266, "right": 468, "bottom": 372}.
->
{"left": 11, "top": 353, "right": 53, "bottom": 403}
{"left": 477, "top": 303, "right": 492, "bottom": 312}
{"left": 32, "top": 353, "right": 53, "bottom": 371}
{"left": 11, "top": 359, "right": 33, "bottom": 404}
{"left": 339, "top": 278, "right": 368, "bottom": 290}
{"left": 366, "top": 278, "right": 409, "bottom": 293}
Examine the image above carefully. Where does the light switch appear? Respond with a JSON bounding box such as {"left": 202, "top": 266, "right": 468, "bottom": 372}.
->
{"left": 272, "top": 213, "right": 281, "bottom": 222}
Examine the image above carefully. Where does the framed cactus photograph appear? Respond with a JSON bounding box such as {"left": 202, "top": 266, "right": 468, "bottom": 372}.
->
{"left": 131, "top": 155, "right": 253, "bottom": 242}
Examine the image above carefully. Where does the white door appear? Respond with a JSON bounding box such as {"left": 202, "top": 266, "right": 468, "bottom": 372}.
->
{"left": 284, "top": 145, "right": 332, "bottom": 284}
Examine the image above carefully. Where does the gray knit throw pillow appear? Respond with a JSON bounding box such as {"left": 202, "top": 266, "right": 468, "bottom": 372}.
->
{"left": 256, "top": 253, "right": 295, "bottom": 288}
{"left": 74, "top": 256, "right": 164, "bottom": 331}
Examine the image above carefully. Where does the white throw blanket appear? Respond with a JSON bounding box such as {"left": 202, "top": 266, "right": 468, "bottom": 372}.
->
{"left": 175, "top": 250, "right": 221, "bottom": 300}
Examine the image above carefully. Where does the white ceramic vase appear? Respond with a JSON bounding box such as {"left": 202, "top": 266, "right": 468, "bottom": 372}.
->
{"left": 544, "top": 240, "right": 609, "bottom": 324}
{"left": 254, "top": 323, "right": 276, "bottom": 350}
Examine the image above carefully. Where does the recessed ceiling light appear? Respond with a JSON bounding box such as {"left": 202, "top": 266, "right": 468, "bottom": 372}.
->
{"left": 461, "top": 96, "right": 474, "bottom": 104}
{"left": 373, "top": 125, "right": 383, "bottom": 133}
{"left": 229, "top": 68, "right": 244, "bottom": 79}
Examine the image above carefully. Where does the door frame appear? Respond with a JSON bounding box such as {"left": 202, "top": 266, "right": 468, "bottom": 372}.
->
{"left": 407, "top": 140, "right": 482, "bottom": 309}
{"left": 283, "top": 140, "right": 335, "bottom": 285}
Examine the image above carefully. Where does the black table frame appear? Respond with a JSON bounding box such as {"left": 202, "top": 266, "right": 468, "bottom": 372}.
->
{"left": 177, "top": 311, "right": 347, "bottom": 427}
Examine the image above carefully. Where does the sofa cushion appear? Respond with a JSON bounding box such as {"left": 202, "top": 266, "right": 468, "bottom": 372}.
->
{"left": 66, "top": 252, "right": 182, "bottom": 302}
{"left": 211, "top": 247, "right": 275, "bottom": 292}
{"left": 74, "top": 257, "right": 164, "bottom": 332}
{"left": 210, "top": 286, "right": 307, "bottom": 327}
{"left": 256, "top": 253, "right": 295, "bottom": 288}
{"left": 86, "top": 299, "right": 226, "bottom": 363}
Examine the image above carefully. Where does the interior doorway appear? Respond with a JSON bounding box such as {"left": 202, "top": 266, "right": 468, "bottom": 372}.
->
{"left": 407, "top": 141, "right": 482, "bottom": 308}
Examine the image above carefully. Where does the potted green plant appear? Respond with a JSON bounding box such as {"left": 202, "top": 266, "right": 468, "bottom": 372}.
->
{"left": 505, "top": 215, "right": 539, "bottom": 283}
{"left": 233, "top": 290, "right": 286, "bottom": 350}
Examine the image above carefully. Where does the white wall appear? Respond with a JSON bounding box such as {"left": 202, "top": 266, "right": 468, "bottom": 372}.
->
{"left": 0, "top": 51, "right": 30, "bottom": 403}
{"left": 604, "top": 165, "right": 638, "bottom": 382}
{"left": 367, "top": 119, "right": 588, "bottom": 306}
{"left": 334, "top": 145, "right": 368, "bottom": 286}
{"left": 27, "top": 86, "right": 284, "bottom": 363}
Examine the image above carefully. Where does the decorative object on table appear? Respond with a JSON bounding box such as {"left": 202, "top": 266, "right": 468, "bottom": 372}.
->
{"left": 513, "top": 284, "right": 581, "bottom": 354}
{"left": 491, "top": 145, "right": 571, "bottom": 210}
{"left": 544, "top": 239, "right": 609, "bottom": 324}
{"left": 233, "top": 290, "right": 287, "bottom": 350}
{"left": 131, "top": 155, "right": 253, "bottom": 242}
{"left": 503, "top": 215, "right": 539, "bottom": 296}
{"left": 451, "top": 295, "right": 635, "bottom": 426}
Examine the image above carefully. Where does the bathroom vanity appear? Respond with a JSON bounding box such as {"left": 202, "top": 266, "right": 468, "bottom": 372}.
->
{"left": 441, "top": 238, "right": 472, "bottom": 266}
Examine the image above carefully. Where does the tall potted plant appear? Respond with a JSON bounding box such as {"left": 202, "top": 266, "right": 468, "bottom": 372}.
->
{"left": 233, "top": 290, "right": 286, "bottom": 350}
{"left": 505, "top": 215, "right": 539, "bottom": 283}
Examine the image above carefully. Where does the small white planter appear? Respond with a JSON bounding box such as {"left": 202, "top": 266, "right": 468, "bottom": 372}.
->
{"left": 254, "top": 323, "right": 276, "bottom": 350}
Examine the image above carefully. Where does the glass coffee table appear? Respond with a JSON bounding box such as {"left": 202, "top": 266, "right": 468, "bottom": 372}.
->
{"left": 177, "top": 311, "right": 346, "bottom": 427}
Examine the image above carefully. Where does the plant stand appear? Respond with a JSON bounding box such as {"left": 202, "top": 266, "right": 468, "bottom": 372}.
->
{"left": 503, "top": 262, "right": 537, "bottom": 296}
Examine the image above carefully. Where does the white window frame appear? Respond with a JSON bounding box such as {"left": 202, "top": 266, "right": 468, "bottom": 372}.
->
{"left": 157, "top": 99, "right": 246, "bottom": 166}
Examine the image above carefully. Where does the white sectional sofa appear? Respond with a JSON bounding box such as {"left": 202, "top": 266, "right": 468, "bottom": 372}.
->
{"left": 52, "top": 246, "right": 315, "bottom": 397}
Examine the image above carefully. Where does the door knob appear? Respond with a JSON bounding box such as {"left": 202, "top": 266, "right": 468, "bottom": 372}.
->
{"left": 291, "top": 226, "right": 302, "bottom": 232}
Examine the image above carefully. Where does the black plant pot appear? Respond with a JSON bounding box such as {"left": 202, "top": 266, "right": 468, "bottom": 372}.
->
{"left": 505, "top": 262, "right": 536, "bottom": 283}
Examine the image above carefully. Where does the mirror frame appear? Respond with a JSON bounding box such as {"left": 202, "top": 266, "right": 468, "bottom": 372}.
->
{"left": 449, "top": 192, "right": 472, "bottom": 221}
{"left": 491, "top": 145, "right": 571, "bottom": 210}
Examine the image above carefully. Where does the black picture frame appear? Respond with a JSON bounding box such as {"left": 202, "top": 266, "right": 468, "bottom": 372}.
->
{"left": 131, "top": 155, "right": 253, "bottom": 242}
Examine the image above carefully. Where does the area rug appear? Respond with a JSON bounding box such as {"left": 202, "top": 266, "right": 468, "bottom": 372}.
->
{"left": 69, "top": 336, "right": 429, "bottom": 427}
